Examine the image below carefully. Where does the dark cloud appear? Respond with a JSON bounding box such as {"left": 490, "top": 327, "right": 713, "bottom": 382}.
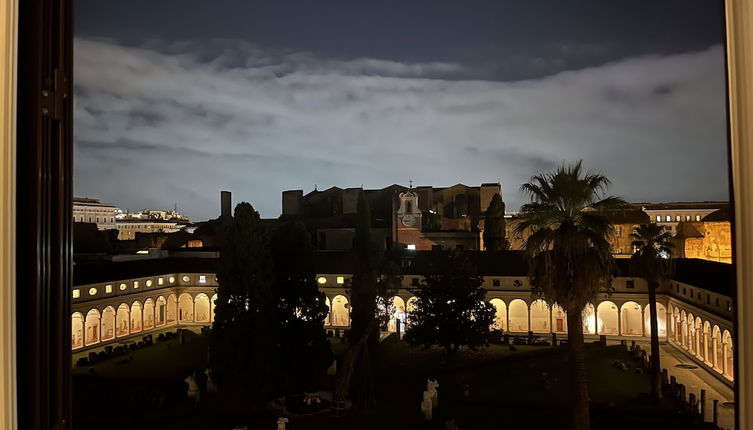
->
{"left": 73, "top": 38, "right": 729, "bottom": 220}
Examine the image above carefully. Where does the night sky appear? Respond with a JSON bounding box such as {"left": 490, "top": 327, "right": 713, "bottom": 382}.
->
{"left": 74, "top": 1, "right": 729, "bottom": 221}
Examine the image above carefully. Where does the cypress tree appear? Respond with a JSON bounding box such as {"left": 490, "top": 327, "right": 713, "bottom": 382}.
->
{"left": 210, "top": 202, "right": 280, "bottom": 400}
{"left": 483, "top": 193, "right": 508, "bottom": 251}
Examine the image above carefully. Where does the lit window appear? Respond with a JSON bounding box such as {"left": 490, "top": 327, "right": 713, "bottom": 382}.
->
{"left": 158, "top": 277, "right": 164, "bottom": 285}
{"left": 686, "top": 215, "right": 691, "bottom": 221}
{"left": 88, "top": 287, "right": 97, "bottom": 296}
{"left": 72, "top": 289, "right": 80, "bottom": 299}
{"left": 105, "top": 284, "right": 112, "bottom": 293}
{"left": 199, "top": 275, "right": 207, "bottom": 283}
{"left": 336, "top": 276, "right": 344, "bottom": 284}
{"left": 146, "top": 280, "right": 153, "bottom": 287}
{"left": 695, "top": 215, "right": 701, "bottom": 221}
{"left": 119, "top": 283, "right": 127, "bottom": 291}
{"left": 407, "top": 244, "right": 416, "bottom": 250}
{"left": 675, "top": 215, "right": 681, "bottom": 222}
{"left": 169, "top": 276, "right": 176, "bottom": 283}
{"left": 182, "top": 275, "right": 190, "bottom": 282}
{"left": 317, "top": 277, "right": 327, "bottom": 284}
{"left": 665, "top": 215, "right": 671, "bottom": 222}
{"left": 133, "top": 281, "right": 139, "bottom": 289}
{"left": 655, "top": 215, "right": 661, "bottom": 222}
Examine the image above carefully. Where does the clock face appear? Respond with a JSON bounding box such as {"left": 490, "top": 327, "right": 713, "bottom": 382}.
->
{"left": 401, "top": 214, "right": 415, "bottom": 227}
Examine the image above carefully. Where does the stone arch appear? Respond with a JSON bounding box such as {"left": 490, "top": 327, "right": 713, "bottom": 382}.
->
{"left": 703, "top": 321, "right": 712, "bottom": 364}
{"left": 694, "top": 317, "right": 703, "bottom": 357}
{"left": 331, "top": 295, "right": 350, "bottom": 327}
{"left": 116, "top": 303, "right": 130, "bottom": 337}
{"left": 620, "top": 301, "right": 642, "bottom": 336}
{"left": 508, "top": 299, "right": 528, "bottom": 333}
{"left": 597, "top": 301, "right": 618, "bottom": 335}
{"left": 687, "top": 313, "right": 696, "bottom": 353}
{"left": 552, "top": 304, "right": 567, "bottom": 334}
{"left": 130, "top": 301, "right": 143, "bottom": 333}
{"left": 210, "top": 294, "right": 218, "bottom": 323}
{"left": 166, "top": 294, "right": 177, "bottom": 324}
{"left": 155, "top": 296, "right": 167, "bottom": 327}
{"left": 489, "top": 299, "right": 506, "bottom": 331}
{"left": 643, "top": 303, "right": 667, "bottom": 338}
{"left": 143, "top": 298, "right": 155, "bottom": 330}
{"left": 84, "top": 309, "right": 101, "bottom": 346}
{"left": 71, "top": 312, "right": 84, "bottom": 350}
{"left": 723, "top": 330, "right": 734, "bottom": 379}
{"left": 101, "top": 306, "right": 116, "bottom": 341}
{"left": 530, "top": 299, "right": 550, "bottom": 333}
{"left": 712, "top": 325, "right": 722, "bottom": 371}
{"left": 406, "top": 296, "right": 418, "bottom": 326}
{"left": 195, "top": 293, "right": 211, "bottom": 323}
{"left": 388, "top": 296, "right": 406, "bottom": 333}
{"left": 178, "top": 293, "right": 194, "bottom": 322}
{"left": 324, "top": 296, "right": 331, "bottom": 325}
{"left": 583, "top": 304, "right": 597, "bottom": 334}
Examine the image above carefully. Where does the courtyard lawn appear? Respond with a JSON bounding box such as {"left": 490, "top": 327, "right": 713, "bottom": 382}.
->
{"left": 72, "top": 334, "right": 713, "bottom": 430}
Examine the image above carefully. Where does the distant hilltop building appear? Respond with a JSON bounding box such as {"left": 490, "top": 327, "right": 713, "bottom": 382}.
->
{"left": 278, "top": 183, "right": 502, "bottom": 251}
{"left": 73, "top": 197, "right": 118, "bottom": 230}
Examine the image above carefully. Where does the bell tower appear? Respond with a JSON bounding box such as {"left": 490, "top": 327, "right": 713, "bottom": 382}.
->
{"left": 397, "top": 188, "right": 421, "bottom": 229}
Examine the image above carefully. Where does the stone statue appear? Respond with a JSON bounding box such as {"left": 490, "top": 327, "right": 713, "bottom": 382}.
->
{"left": 204, "top": 368, "right": 217, "bottom": 393}
{"left": 427, "top": 379, "right": 439, "bottom": 407}
{"left": 276, "top": 417, "right": 289, "bottom": 430}
{"left": 421, "top": 393, "right": 433, "bottom": 421}
{"left": 184, "top": 373, "right": 200, "bottom": 405}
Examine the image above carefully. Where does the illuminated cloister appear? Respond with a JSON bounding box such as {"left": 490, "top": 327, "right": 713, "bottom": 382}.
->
{"left": 668, "top": 301, "right": 733, "bottom": 381}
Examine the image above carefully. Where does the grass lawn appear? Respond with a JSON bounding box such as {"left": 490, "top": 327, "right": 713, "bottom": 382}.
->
{"left": 72, "top": 334, "right": 712, "bottom": 430}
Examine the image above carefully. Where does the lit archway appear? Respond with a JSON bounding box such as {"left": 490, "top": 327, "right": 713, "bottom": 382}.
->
{"left": 331, "top": 295, "right": 349, "bottom": 326}
{"left": 583, "top": 304, "right": 597, "bottom": 334}
{"left": 210, "top": 294, "right": 218, "bottom": 323}
{"left": 388, "top": 296, "right": 406, "bottom": 332}
{"left": 489, "top": 299, "right": 506, "bottom": 331}
{"left": 84, "top": 309, "right": 101, "bottom": 346}
{"left": 620, "top": 301, "right": 642, "bottom": 336}
{"left": 324, "top": 296, "right": 331, "bottom": 325}
{"left": 167, "top": 294, "right": 177, "bottom": 324}
{"left": 723, "top": 330, "right": 734, "bottom": 379}
{"left": 552, "top": 304, "right": 567, "bottom": 334}
{"left": 703, "top": 321, "right": 712, "bottom": 364}
{"left": 178, "top": 293, "right": 194, "bottom": 322}
{"left": 155, "top": 296, "right": 167, "bottom": 327}
{"left": 116, "top": 303, "right": 129, "bottom": 337}
{"left": 130, "top": 301, "right": 143, "bottom": 333}
{"left": 597, "top": 301, "right": 618, "bottom": 335}
{"left": 406, "top": 296, "right": 418, "bottom": 326}
{"left": 643, "top": 303, "right": 667, "bottom": 338}
{"left": 71, "top": 312, "right": 84, "bottom": 350}
{"left": 530, "top": 299, "right": 550, "bottom": 333}
{"left": 143, "top": 298, "right": 155, "bottom": 330}
{"left": 101, "top": 306, "right": 116, "bottom": 341}
{"left": 195, "top": 293, "right": 211, "bottom": 323}
{"left": 712, "top": 325, "right": 722, "bottom": 371}
{"left": 508, "top": 299, "right": 528, "bottom": 333}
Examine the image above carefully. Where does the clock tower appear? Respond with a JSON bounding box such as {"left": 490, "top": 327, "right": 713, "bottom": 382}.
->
{"left": 393, "top": 187, "right": 426, "bottom": 250}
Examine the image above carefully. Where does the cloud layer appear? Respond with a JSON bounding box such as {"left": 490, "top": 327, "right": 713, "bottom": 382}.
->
{"left": 74, "top": 38, "right": 729, "bottom": 220}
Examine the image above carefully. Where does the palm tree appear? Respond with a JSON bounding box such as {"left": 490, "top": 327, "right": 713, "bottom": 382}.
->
{"left": 630, "top": 223, "right": 674, "bottom": 401}
{"left": 517, "top": 161, "right": 627, "bottom": 430}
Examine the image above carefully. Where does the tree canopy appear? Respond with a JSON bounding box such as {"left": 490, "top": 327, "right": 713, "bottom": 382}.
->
{"left": 404, "top": 250, "right": 495, "bottom": 356}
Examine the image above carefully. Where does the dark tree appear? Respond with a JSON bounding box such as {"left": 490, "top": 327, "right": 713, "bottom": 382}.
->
{"left": 404, "top": 250, "right": 495, "bottom": 357}
{"left": 517, "top": 161, "right": 628, "bottom": 430}
{"left": 210, "top": 202, "right": 280, "bottom": 400}
{"left": 630, "top": 223, "right": 674, "bottom": 401}
{"left": 271, "top": 221, "right": 333, "bottom": 395}
{"left": 483, "top": 193, "right": 508, "bottom": 251}
{"left": 349, "top": 191, "right": 380, "bottom": 346}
